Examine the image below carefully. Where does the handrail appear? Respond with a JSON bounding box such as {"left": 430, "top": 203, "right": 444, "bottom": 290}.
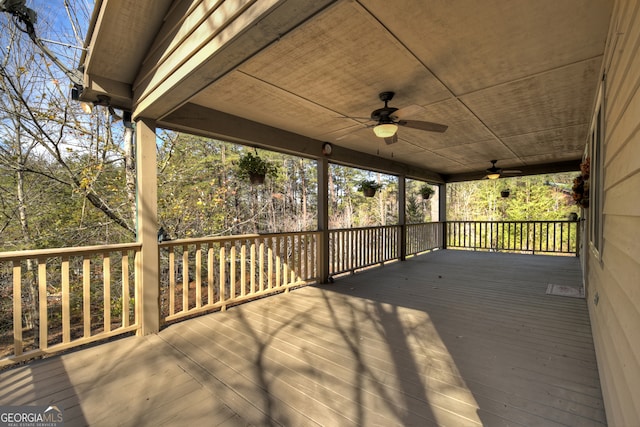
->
{"left": 158, "top": 231, "right": 316, "bottom": 249}
{"left": 0, "top": 242, "right": 142, "bottom": 260}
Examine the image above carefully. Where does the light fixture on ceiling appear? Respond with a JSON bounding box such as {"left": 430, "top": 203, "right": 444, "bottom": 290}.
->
{"left": 373, "top": 123, "right": 398, "bottom": 138}
{"left": 485, "top": 160, "right": 502, "bottom": 179}
{"left": 80, "top": 101, "right": 93, "bottom": 114}
{"left": 80, "top": 94, "right": 110, "bottom": 114}
{"left": 79, "top": 95, "right": 127, "bottom": 123}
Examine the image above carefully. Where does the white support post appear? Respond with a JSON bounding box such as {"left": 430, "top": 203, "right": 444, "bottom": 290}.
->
{"left": 135, "top": 118, "right": 160, "bottom": 335}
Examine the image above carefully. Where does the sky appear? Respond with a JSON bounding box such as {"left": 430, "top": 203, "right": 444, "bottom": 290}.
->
{"left": 19, "top": 0, "right": 94, "bottom": 74}
{"left": 27, "top": 0, "right": 93, "bottom": 50}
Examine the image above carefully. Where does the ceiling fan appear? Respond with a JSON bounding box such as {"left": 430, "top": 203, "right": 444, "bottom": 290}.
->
{"left": 485, "top": 160, "right": 522, "bottom": 179}
{"left": 338, "top": 92, "right": 448, "bottom": 144}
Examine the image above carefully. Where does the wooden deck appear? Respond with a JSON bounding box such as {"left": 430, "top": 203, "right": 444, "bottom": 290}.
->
{"left": 0, "top": 250, "right": 606, "bottom": 426}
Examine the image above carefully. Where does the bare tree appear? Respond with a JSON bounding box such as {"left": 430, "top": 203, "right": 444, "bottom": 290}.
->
{"left": 0, "top": 1, "right": 136, "bottom": 241}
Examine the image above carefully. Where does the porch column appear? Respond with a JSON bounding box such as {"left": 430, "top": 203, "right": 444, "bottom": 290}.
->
{"left": 398, "top": 175, "right": 406, "bottom": 260}
{"left": 439, "top": 183, "right": 447, "bottom": 249}
{"left": 317, "top": 157, "right": 330, "bottom": 283}
{"left": 135, "top": 118, "right": 160, "bottom": 335}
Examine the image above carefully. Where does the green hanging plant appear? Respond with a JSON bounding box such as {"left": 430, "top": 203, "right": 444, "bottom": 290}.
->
{"left": 237, "top": 151, "right": 278, "bottom": 184}
{"left": 357, "top": 179, "right": 383, "bottom": 197}
{"left": 419, "top": 184, "right": 435, "bottom": 200}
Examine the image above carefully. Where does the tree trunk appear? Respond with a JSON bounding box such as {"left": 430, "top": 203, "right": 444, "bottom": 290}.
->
{"left": 16, "top": 152, "right": 39, "bottom": 346}
{"left": 299, "top": 159, "right": 307, "bottom": 223}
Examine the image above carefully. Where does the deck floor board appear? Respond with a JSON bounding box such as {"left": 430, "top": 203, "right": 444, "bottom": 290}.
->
{"left": 0, "top": 250, "right": 606, "bottom": 426}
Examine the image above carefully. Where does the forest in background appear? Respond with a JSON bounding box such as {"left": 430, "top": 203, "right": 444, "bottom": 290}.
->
{"left": 1, "top": 119, "right": 579, "bottom": 253}
{"left": 0, "top": 1, "right": 580, "bottom": 253}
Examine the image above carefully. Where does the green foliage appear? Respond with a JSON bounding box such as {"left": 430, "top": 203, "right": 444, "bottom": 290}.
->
{"left": 419, "top": 184, "right": 435, "bottom": 199}
{"left": 237, "top": 152, "right": 278, "bottom": 179}
{"left": 156, "top": 136, "right": 317, "bottom": 238}
{"left": 406, "top": 195, "right": 424, "bottom": 223}
{"left": 356, "top": 179, "right": 383, "bottom": 192}
{"left": 447, "top": 173, "right": 578, "bottom": 221}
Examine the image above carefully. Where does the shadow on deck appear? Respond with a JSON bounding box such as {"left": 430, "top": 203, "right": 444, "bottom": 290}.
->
{"left": 0, "top": 250, "right": 606, "bottom": 426}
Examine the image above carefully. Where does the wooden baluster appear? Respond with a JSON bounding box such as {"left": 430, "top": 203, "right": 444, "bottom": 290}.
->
{"left": 182, "top": 247, "right": 189, "bottom": 312}
{"left": 208, "top": 245, "right": 214, "bottom": 304}
{"left": 82, "top": 257, "right": 90, "bottom": 339}
{"left": 250, "top": 239, "right": 256, "bottom": 295}
{"left": 195, "top": 243, "right": 202, "bottom": 308}
{"left": 219, "top": 246, "right": 226, "bottom": 310}
{"left": 103, "top": 254, "right": 111, "bottom": 333}
{"left": 13, "top": 261, "right": 22, "bottom": 357}
{"left": 61, "top": 256, "right": 70, "bottom": 343}
{"left": 122, "top": 252, "right": 130, "bottom": 327}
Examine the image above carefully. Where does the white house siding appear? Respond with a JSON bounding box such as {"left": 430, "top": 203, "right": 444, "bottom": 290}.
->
{"left": 587, "top": 0, "right": 640, "bottom": 425}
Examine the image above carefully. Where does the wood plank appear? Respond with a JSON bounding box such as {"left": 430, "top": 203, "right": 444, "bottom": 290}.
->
{"left": 195, "top": 243, "right": 202, "bottom": 307}
{"left": 38, "top": 260, "right": 48, "bottom": 349}
{"left": 12, "top": 261, "right": 22, "bottom": 356}
{"left": 82, "top": 257, "right": 90, "bottom": 338}
{"left": 175, "top": 308, "right": 482, "bottom": 426}
{"left": 240, "top": 284, "right": 604, "bottom": 412}
{"left": 122, "top": 252, "right": 130, "bottom": 327}
{"left": 61, "top": 257, "right": 70, "bottom": 343}
{"left": 103, "top": 255, "right": 111, "bottom": 333}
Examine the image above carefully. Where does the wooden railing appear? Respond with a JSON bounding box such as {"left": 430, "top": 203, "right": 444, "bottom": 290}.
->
{"left": 0, "top": 243, "right": 141, "bottom": 367}
{"left": 406, "top": 222, "right": 444, "bottom": 256}
{"left": 158, "top": 231, "right": 320, "bottom": 323}
{"left": 446, "top": 220, "right": 580, "bottom": 255}
{"left": 329, "top": 225, "right": 400, "bottom": 275}
{"left": 0, "top": 220, "right": 579, "bottom": 366}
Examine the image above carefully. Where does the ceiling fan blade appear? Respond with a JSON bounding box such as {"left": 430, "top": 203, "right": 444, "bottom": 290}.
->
{"left": 384, "top": 134, "right": 398, "bottom": 145}
{"left": 335, "top": 116, "right": 372, "bottom": 120}
{"left": 335, "top": 128, "right": 365, "bottom": 141}
{"left": 390, "top": 104, "right": 424, "bottom": 120}
{"left": 503, "top": 169, "right": 523, "bottom": 174}
{"left": 397, "top": 120, "right": 448, "bottom": 133}
{"left": 326, "top": 123, "right": 370, "bottom": 141}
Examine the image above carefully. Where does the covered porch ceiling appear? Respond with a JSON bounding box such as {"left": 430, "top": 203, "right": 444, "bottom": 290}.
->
{"left": 79, "top": 0, "right": 613, "bottom": 183}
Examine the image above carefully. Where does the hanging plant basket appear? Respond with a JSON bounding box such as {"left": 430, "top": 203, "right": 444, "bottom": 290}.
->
{"left": 363, "top": 187, "right": 377, "bottom": 197}
{"left": 249, "top": 172, "right": 266, "bottom": 185}
{"left": 571, "top": 173, "right": 589, "bottom": 208}
{"left": 501, "top": 189, "right": 510, "bottom": 198}
{"left": 237, "top": 151, "right": 277, "bottom": 185}
{"left": 420, "top": 184, "right": 435, "bottom": 200}
{"left": 357, "top": 179, "right": 382, "bottom": 197}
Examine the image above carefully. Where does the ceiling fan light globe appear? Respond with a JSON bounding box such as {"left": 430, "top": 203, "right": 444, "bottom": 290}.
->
{"left": 487, "top": 173, "right": 500, "bottom": 180}
{"left": 80, "top": 101, "right": 93, "bottom": 114}
{"left": 373, "top": 123, "right": 398, "bottom": 138}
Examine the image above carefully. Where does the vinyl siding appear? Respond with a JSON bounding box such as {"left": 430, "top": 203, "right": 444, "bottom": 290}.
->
{"left": 586, "top": 0, "right": 640, "bottom": 425}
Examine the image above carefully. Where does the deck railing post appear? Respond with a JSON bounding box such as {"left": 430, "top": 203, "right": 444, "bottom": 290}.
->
{"left": 317, "top": 157, "right": 330, "bottom": 282}
{"left": 398, "top": 176, "right": 407, "bottom": 261}
{"left": 439, "top": 184, "right": 447, "bottom": 249}
{"left": 135, "top": 118, "right": 160, "bottom": 335}
{"left": 575, "top": 219, "right": 582, "bottom": 257}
